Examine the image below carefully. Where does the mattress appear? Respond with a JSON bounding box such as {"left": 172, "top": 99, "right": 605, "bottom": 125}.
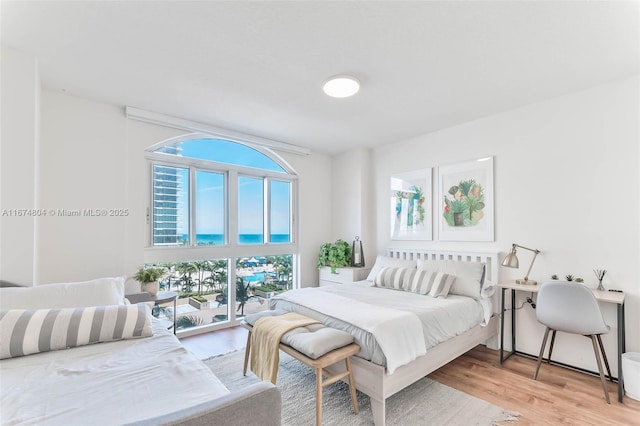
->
{"left": 0, "top": 321, "right": 229, "bottom": 426}
{"left": 270, "top": 281, "right": 485, "bottom": 366}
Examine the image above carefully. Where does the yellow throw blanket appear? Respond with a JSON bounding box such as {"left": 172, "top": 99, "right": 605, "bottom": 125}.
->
{"left": 250, "top": 312, "right": 320, "bottom": 384}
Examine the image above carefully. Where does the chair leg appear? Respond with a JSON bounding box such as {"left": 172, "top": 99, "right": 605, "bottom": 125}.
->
{"left": 547, "top": 330, "right": 556, "bottom": 364}
{"left": 590, "top": 335, "right": 611, "bottom": 404}
{"left": 534, "top": 327, "right": 551, "bottom": 380}
{"left": 596, "top": 335, "right": 613, "bottom": 382}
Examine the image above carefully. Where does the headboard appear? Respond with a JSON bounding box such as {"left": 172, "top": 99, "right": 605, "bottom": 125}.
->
{"left": 387, "top": 248, "right": 499, "bottom": 285}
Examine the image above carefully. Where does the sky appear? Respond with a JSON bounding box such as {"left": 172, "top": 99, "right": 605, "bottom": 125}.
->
{"left": 168, "top": 139, "right": 290, "bottom": 236}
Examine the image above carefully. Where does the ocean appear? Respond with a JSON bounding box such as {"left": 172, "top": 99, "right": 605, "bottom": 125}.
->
{"left": 185, "top": 234, "right": 291, "bottom": 245}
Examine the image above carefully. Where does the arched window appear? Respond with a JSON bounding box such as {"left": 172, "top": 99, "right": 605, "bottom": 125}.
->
{"left": 144, "top": 134, "right": 297, "bottom": 335}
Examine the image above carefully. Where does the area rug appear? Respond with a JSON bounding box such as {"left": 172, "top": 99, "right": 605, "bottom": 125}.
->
{"left": 204, "top": 349, "right": 519, "bottom": 426}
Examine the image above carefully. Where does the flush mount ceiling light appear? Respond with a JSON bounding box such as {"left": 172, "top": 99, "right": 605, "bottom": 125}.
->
{"left": 323, "top": 75, "right": 360, "bottom": 98}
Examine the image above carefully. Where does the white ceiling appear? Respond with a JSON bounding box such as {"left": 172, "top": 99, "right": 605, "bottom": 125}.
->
{"left": 2, "top": 1, "right": 638, "bottom": 155}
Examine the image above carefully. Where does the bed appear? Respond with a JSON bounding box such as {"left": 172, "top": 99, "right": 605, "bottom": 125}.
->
{"left": 270, "top": 248, "right": 499, "bottom": 426}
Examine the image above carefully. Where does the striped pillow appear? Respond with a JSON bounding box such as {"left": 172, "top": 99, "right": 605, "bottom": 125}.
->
{"left": 373, "top": 266, "right": 416, "bottom": 291}
{"left": 427, "top": 272, "right": 456, "bottom": 298}
{"left": 405, "top": 270, "right": 456, "bottom": 296}
{"left": 0, "top": 304, "right": 153, "bottom": 359}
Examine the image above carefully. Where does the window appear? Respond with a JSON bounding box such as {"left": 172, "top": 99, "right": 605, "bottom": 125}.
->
{"left": 195, "top": 171, "right": 225, "bottom": 246}
{"left": 145, "top": 135, "right": 297, "bottom": 335}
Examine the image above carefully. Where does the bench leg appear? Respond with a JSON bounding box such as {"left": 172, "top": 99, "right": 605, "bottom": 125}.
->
{"left": 316, "top": 367, "right": 323, "bottom": 426}
{"left": 243, "top": 330, "right": 251, "bottom": 376}
{"left": 345, "top": 357, "right": 359, "bottom": 414}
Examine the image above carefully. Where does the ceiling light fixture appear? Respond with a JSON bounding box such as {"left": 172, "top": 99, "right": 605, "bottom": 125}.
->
{"left": 323, "top": 75, "right": 360, "bottom": 98}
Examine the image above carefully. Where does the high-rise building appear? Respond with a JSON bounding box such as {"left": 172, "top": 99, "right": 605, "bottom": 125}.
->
{"left": 152, "top": 145, "right": 184, "bottom": 245}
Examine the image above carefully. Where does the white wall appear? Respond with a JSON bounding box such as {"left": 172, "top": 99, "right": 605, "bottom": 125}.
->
{"left": 0, "top": 47, "right": 333, "bottom": 290}
{"left": 37, "top": 91, "right": 128, "bottom": 283}
{"left": 0, "top": 46, "right": 40, "bottom": 285}
{"left": 369, "top": 76, "right": 640, "bottom": 373}
{"left": 281, "top": 150, "right": 333, "bottom": 287}
{"left": 331, "top": 147, "right": 375, "bottom": 266}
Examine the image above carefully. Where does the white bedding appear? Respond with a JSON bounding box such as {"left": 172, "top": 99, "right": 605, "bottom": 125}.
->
{"left": 272, "top": 287, "right": 426, "bottom": 374}
{"left": 0, "top": 321, "right": 228, "bottom": 426}
{"left": 270, "top": 281, "right": 485, "bottom": 369}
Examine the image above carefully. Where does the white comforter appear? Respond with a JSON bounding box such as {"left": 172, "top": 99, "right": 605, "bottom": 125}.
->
{"left": 274, "top": 288, "right": 427, "bottom": 374}
{"left": 271, "top": 281, "right": 485, "bottom": 371}
{"left": 0, "top": 321, "right": 228, "bottom": 425}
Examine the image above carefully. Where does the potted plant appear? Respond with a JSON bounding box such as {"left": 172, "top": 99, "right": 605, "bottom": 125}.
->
{"left": 254, "top": 283, "right": 284, "bottom": 300}
{"left": 188, "top": 294, "right": 210, "bottom": 310}
{"left": 133, "top": 266, "right": 166, "bottom": 296}
{"left": 317, "top": 239, "right": 352, "bottom": 273}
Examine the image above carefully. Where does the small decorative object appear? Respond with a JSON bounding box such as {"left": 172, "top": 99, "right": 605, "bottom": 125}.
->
{"left": 501, "top": 243, "right": 541, "bottom": 285}
{"left": 317, "top": 239, "right": 352, "bottom": 273}
{"left": 551, "top": 274, "right": 584, "bottom": 283}
{"left": 133, "top": 266, "right": 165, "bottom": 296}
{"left": 351, "top": 236, "right": 365, "bottom": 267}
{"left": 594, "top": 269, "right": 607, "bottom": 291}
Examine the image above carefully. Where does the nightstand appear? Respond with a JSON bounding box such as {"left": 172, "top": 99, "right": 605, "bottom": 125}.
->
{"left": 318, "top": 266, "right": 371, "bottom": 287}
{"left": 126, "top": 291, "right": 178, "bottom": 334}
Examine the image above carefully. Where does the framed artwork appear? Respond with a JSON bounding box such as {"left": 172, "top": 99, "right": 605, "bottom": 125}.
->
{"left": 438, "top": 157, "right": 494, "bottom": 241}
{"left": 390, "top": 168, "right": 432, "bottom": 241}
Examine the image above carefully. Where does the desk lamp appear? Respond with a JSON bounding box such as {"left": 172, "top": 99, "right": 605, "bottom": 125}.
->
{"left": 502, "top": 243, "right": 541, "bottom": 285}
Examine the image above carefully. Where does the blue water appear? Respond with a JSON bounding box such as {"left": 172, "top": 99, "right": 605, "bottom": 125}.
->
{"left": 186, "top": 234, "right": 290, "bottom": 245}
{"left": 243, "top": 271, "right": 278, "bottom": 282}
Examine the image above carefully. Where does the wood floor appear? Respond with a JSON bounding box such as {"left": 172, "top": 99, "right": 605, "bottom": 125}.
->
{"left": 181, "top": 327, "right": 640, "bottom": 425}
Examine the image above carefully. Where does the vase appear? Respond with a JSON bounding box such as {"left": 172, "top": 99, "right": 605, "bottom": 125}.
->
{"left": 453, "top": 212, "right": 464, "bottom": 226}
{"left": 141, "top": 281, "right": 159, "bottom": 296}
{"left": 597, "top": 279, "right": 605, "bottom": 291}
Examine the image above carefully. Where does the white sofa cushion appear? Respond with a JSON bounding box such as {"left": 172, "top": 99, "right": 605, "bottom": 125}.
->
{"left": 0, "top": 276, "right": 126, "bottom": 310}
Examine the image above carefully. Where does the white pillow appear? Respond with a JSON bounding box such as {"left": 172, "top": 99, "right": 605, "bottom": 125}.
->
{"left": 417, "top": 260, "right": 484, "bottom": 299}
{"left": 366, "top": 255, "right": 417, "bottom": 281}
{"left": 0, "top": 277, "right": 126, "bottom": 310}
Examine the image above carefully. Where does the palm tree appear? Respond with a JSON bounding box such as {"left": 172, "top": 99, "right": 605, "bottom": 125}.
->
{"left": 176, "top": 262, "right": 197, "bottom": 295}
{"left": 235, "top": 278, "right": 252, "bottom": 316}
{"left": 215, "top": 278, "right": 255, "bottom": 317}
{"left": 191, "top": 260, "right": 213, "bottom": 295}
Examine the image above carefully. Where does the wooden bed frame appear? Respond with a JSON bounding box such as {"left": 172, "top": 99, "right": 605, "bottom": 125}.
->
{"left": 324, "top": 248, "right": 500, "bottom": 426}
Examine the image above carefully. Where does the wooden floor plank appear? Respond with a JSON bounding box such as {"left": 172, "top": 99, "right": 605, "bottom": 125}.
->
{"left": 181, "top": 327, "right": 640, "bottom": 424}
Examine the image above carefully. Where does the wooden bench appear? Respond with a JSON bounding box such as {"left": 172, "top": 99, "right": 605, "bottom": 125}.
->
{"left": 241, "top": 321, "right": 360, "bottom": 426}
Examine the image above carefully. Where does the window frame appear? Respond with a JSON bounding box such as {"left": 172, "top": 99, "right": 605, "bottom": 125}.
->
{"left": 143, "top": 134, "right": 298, "bottom": 336}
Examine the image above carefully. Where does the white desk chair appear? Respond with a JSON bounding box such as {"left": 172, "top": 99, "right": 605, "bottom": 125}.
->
{"left": 533, "top": 281, "right": 612, "bottom": 404}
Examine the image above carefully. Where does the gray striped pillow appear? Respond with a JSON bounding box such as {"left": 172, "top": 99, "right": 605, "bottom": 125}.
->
{"left": 406, "top": 270, "right": 456, "bottom": 296}
{"left": 0, "top": 304, "right": 153, "bottom": 359}
{"left": 427, "top": 272, "right": 456, "bottom": 298}
{"left": 373, "top": 266, "right": 416, "bottom": 291}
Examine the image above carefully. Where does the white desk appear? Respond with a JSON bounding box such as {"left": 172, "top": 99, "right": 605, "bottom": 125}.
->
{"left": 498, "top": 281, "right": 626, "bottom": 402}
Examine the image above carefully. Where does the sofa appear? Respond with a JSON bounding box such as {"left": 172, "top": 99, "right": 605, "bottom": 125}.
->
{"left": 0, "top": 277, "right": 281, "bottom": 425}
